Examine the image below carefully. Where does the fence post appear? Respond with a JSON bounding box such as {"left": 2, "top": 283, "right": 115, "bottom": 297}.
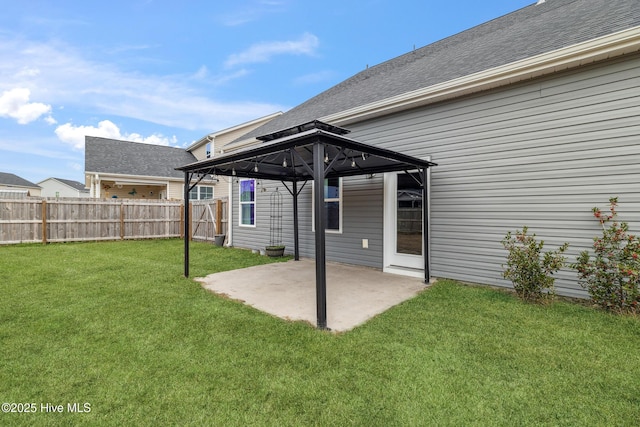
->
{"left": 188, "top": 202, "right": 193, "bottom": 241}
{"left": 216, "top": 199, "right": 222, "bottom": 235}
{"left": 180, "top": 203, "right": 184, "bottom": 239}
{"left": 41, "top": 200, "right": 47, "bottom": 244}
{"left": 120, "top": 202, "right": 125, "bottom": 240}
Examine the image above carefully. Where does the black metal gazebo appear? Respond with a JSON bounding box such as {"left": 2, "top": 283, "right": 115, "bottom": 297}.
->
{"left": 177, "top": 120, "right": 436, "bottom": 329}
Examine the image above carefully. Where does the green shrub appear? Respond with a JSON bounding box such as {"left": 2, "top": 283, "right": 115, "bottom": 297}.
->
{"left": 502, "top": 226, "right": 569, "bottom": 303}
{"left": 572, "top": 197, "right": 640, "bottom": 313}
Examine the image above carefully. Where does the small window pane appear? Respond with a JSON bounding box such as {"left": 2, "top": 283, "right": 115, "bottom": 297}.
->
{"left": 189, "top": 188, "right": 198, "bottom": 200}
{"left": 240, "top": 180, "right": 255, "bottom": 202}
{"left": 325, "top": 201, "right": 340, "bottom": 230}
{"left": 324, "top": 178, "right": 339, "bottom": 199}
{"left": 200, "top": 186, "right": 213, "bottom": 200}
{"left": 241, "top": 204, "right": 254, "bottom": 225}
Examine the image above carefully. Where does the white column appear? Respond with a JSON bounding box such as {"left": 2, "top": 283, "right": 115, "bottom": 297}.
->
{"left": 94, "top": 174, "right": 101, "bottom": 198}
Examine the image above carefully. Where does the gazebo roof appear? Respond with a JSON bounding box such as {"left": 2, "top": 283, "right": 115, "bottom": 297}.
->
{"left": 176, "top": 121, "right": 436, "bottom": 180}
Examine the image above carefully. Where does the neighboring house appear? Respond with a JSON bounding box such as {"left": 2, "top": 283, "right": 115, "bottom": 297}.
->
{"left": 38, "top": 177, "right": 90, "bottom": 198}
{"left": 186, "top": 112, "right": 283, "bottom": 201}
{"left": 0, "top": 172, "right": 41, "bottom": 197}
{"left": 85, "top": 137, "right": 200, "bottom": 200}
{"left": 84, "top": 112, "right": 282, "bottom": 200}
{"left": 198, "top": 0, "right": 640, "bottom": 298}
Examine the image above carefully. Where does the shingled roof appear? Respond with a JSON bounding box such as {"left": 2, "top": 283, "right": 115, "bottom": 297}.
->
{"left": 239, "top": 0, "right": 640, "bottom": 141}
{"left": 85, "top": 136, "right": 197, "bottom": 179}
{"left": 0, "top": 171, "right": 39, "bottom": 188}
{"left": 51, "top": 178, "right": 89, "bottom": 192}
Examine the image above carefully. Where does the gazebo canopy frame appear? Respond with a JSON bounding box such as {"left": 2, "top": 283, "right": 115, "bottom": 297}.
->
{"left": 177, "top": 120, "right": 437, "bottom": 329}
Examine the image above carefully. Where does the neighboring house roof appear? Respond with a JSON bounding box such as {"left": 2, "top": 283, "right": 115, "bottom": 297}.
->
{"left": 85, "top": 136, "right": 197, "bottom": 179}
{"left": 39, "top": 177, "right": 89, "bottom": 193}
{"left": 239, "top": 0, "right": 640, "bottom": 140}
{"left": 0, "top": 171, "right": 39, "bottom": 188}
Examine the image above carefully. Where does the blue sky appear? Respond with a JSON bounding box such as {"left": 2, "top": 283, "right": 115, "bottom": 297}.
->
{"left": 0, "top": 0, "right": 532, "bottom": 184}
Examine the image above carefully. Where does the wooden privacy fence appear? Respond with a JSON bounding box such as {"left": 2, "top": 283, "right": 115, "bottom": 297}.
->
{"left": 0, "top": 198, "right": 227, "bottom": 245}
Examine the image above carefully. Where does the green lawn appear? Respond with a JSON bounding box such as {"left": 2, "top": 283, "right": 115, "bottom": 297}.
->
{"left": 1, "top": 239, "right": 639, "bottom": 426}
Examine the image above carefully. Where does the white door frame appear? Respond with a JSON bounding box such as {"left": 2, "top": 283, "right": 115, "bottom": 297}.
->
{"left": 383, "top": 163, "right": 431, "bottom": 278}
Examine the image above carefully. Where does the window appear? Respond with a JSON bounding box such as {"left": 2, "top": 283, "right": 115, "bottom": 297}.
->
{"left": 239, "top": 179, "right": 256, "bottom": 226}
{"left": 312, "top": 177, "right": 342, "bottom": 232}
{"left": 189, "top": 185, "right": 214, "bottom": 200}
{"left": 205, "top": 142, "right": 212, "bottom": 158}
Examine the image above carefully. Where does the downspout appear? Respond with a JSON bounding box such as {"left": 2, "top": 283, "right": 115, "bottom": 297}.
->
{"left": 227, "top": 178, "right": 233, "bottom": 246}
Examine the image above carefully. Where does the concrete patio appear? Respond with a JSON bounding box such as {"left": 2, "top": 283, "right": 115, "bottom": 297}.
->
{"left": 195, "top": 258, "right": 430, "bottom": 332}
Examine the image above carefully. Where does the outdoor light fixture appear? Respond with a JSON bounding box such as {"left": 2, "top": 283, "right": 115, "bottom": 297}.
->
{"left": 351, "top": 158, "right": 356, "bottom": 168}
{"left": 282, "top": 158, "right": 288, "bottom": 168}
{"left": 324, "top": 153, "right": 329, "bottom": 163}
{"left": 231, "top": 167, "right": 236, "bottom": 176}
{"left": 254, "top": 159, "right": 259, "bottom": 172}
{"left": 362, "top": 152, "right": 368, "bottom": 161}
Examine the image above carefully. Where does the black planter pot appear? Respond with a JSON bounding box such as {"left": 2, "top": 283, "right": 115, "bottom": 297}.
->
{"left": 265, "top": 246, "right": 285, "bottom": 257}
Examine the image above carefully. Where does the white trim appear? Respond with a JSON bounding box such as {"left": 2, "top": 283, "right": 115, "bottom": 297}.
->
{"left": 383, "top": 160, "right": 431, "bottom": 277}
{"left": 84, "top": 171, "right": 183, "bottom": 182}
{"left": 114, "top": 180, "right": 168, "bottom": 186}
{"left": 311, "top": 177, "right": 343, "bottom": 234}
{"left": 238, "top": 178, "right": 256, "bottom": 227}
{"left": 323, "top": 26, "right": 640, "bottom": 126}
{"left": 189, "top": 185, "right": 214, "bottom": 200}
{"left": 190, "top": 111, "right": 283, "bottom": 152}
{"left": 227, "top": 179, "right": 233, "bottom": 246}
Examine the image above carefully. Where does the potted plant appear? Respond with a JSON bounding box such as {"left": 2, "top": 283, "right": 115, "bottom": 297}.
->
{"left": 265, "top": 245, "right": 285, "bottom": 257}
{"left": 213, "top": 234, "right": 225, "bottom": 246}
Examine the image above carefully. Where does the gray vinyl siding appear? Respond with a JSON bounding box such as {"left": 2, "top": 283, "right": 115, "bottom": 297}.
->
{"left": 231, "top": 176, "right": 384, "bottom": 268}
{"left": 346, "top": 53, "right": 640, "bottom": 298}
{"left": 230, "top": 53, "right": 640, "bottom": 298}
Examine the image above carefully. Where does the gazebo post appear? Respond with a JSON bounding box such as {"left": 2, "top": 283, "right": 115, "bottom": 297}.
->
{"left": 313, "top": 142, "right": 328, "bottom": 329}
{"left": 422, "top": 167, "right": 430, "bottom": 284}
{"left": 183, "top": 171, "right": 190, "bottom": 278}
{"left": 292, "top": 179, "right": 300, "bottom": 261}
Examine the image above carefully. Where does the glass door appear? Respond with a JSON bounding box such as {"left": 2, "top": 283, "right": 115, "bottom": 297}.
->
{"left": 384, "top": 171, "right": 424, "bottom": 271}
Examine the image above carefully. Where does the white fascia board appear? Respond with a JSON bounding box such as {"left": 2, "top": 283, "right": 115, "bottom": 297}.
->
{"left": 85, "top": 172, "right": 179, "bottom": 185}
{"left": 186, "top": 111, "right": 283, "bottom": 152}
{"left": 186, "top": 134, "right": 213, "bottom": 152}
{"left": 323, "top": 26, "right": 640, "bottom": 126}
{"left": 212, "top": 111, "right": 283, "bottom": 138}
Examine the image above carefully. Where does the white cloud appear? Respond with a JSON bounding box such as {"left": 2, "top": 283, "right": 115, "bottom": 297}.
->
{"left": 68, "top": 162, "right": 83, "bottom": 171}
{"left": 0, "top": 37, "right": 286, "bottom": 132}
{"left": 225, "top": 33, "right": 319, "bottom": 68}
{"left": 0, "top": 87, "right": 52, "bottom": 124}
{"left": 218, "top": 0, "right": 286, "bottom": 26}
{"left": 126, "top": 133, "right": 178, "bottom": 146}
{"left": 55, "top": 120, "right": 176, "bottom": 150}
